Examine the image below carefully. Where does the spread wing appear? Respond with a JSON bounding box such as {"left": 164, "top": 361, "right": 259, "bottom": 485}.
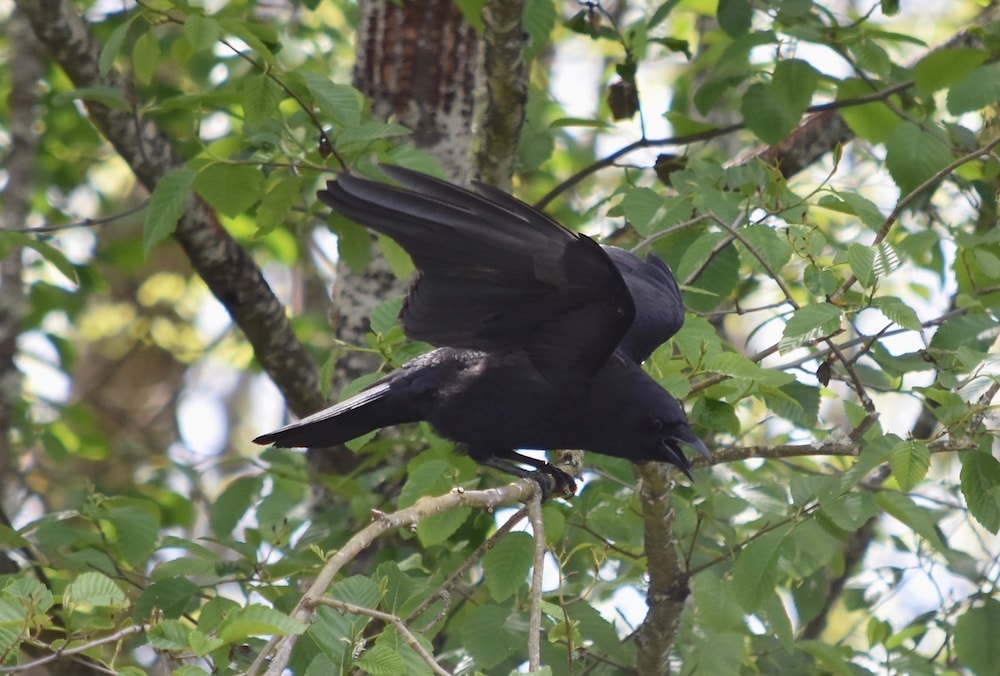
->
{"left": 317, "top": 166, "right": 635, "bottom": 378}
{"left": 602, "top": 247, "right": 685, "bottom": 364}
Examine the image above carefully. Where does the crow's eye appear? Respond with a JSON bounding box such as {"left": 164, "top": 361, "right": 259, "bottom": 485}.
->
{"left": 647, "top": 417, "right": 664, "bottom": 432}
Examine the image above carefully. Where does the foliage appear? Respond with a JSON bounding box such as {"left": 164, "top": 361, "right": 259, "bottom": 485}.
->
{"left": 1, "top": 0, "right": 998, "bottom": 674}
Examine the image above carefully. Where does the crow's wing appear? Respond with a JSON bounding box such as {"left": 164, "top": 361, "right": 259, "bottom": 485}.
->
{"left": 602, "top": 246, "right": 685, "bottom": 364}
{"left": 318, "top": 166, "right": 635, "bottom": 378}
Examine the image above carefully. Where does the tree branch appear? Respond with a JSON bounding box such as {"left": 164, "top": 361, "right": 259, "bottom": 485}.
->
{"left": 311, "top": 598, "right": 451, "bottom": 676}
{"left": 251, "top": 479, "right": 543, "bottom": 676}
{"left": 527, "top": 494, "right": 546, "bottom": 672}
{"left": 13, "top": 0, "right": 326, "bottom": 419}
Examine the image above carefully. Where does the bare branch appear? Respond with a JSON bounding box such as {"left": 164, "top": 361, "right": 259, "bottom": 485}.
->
{"left": 0, "top": 624, "right": 149, "bottom": 673}
{"left": 693, "top": 438, "right": 976, "bottom": 468}
{"left": 527, "top": 494, "right": 545, "bottom": 672}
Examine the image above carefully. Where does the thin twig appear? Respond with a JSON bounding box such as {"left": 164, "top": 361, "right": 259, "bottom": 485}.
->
{"left": 311, "top": 598, "right": 451, "bottom": 676}
{"left": 0, "top": 624, "right": 149, "bottom": 673}
{"left": 527, "top": 494, "right": 546, "bottom": 672}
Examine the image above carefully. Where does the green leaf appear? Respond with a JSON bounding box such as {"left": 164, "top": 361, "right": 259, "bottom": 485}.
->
{"left": 707, "top": 352, "right": 794, "bottom": 387}
{"left": 885, "top": 122, "right": 953, "bottom": 196}
{"left": 337, "top": 122, "right": 412, "bottom": 146}
{"left": 145, "top": 167, "right": 195, "bottom": 255}
{"left": 217, "top": 18, "right": 278, "bottom": 65}
{"left": 300, "top": 72, "right": 363, "bottom": 127}
{"left": 256, "top": 177, "right": 302, "bottom": 233}
{"left": 64, "top": 572, "right": 128, "bottom": 609}
{"left": 133, "top": 30, "right": 161, "bottom": 85}
{"left": 741, "top": 59, "right": 819, "bottom": 144}
{"left": 692, "top": 572, "right": 744, "bottom": 631}
{"left": 210, "top": 475, "right": 262, "bottom": 537}
{"left": 875, "top": 490, "right": 948, "bottom": 554}
{"left": 0, "top": 596, "right": 25, "bottom": 656}
{"left": 101, "top": 18, "right": 135, "bottom": 76}
{"left": 780, "top": 303, "right": 842, "bottom": 352}
{"left": 872, "top": 296, "right": 922, "bottom": 330}
{"left": 185, "top": 14, "right": 223, "bottom": 51}
{"left": 100, "top": 497, "right": 161, "bottom": 566}
{"left": 838, "top": 78, "right": 901, "bottom": 144}
{"left": 761, "top": 382, "right": 820, "bottom": 427}
{"left": 960, "top": 449, "right": 1000, "bottom": 533}
{"left": 913, "top": 47, "right": 986, "bottom": 97}
{"left": 482, "top": 532, "right": 534, "bottom": 602}
{"left": 242, "top": 73, "right": 283, "bottom": 129}
{"left": 370, "top": 296, "right": 404, "bottom": 335}
{"left": 147, "top": 619, "right": 191, "bottom": 651}
{"left": 739, "top": 224, "right": 793, "bottom": 272}
{"left": 458, "top": 604, "right": 520, "bottom": 669}
{"left": 717, "top": 0, "right": 752, "bottom": 37}
{"left": 847, "top": 243, "right": 876, "bottom": 288}
{"left": 948, "top": 63, "right": 1000, "bottom": 115}
{"left": 193, "top": 163, "right": 265, "bottom": 217}
{"left": 621, "top": 188, "right": 691, "bottom": 236}
{"left": 954, "top": 600, "right": 1000, "bottom": 675}
{"left": 818, "top": 191, "right": 885, "bottom": 229}
{"left": 889, "top": 440, "right": 930, "bottom": 491}
{"left": 523, "top": 0, "right": 557, "bottom": 59}
{"left": 733, "top": 526, "right": 790, "bottom": 611}
{"left": 218, "top": 604, "right": 307, "bottom": 642}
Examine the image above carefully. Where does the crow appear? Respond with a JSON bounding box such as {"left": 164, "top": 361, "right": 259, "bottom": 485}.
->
{"left": 254, "top": 166, "right": 710, "bottom": 495}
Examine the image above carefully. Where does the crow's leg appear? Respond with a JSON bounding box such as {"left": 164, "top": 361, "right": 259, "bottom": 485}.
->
{"left": 467, "top": 448, "right": 577, "bottom": 499}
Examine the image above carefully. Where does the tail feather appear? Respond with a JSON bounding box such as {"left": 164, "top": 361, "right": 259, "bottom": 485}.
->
{"left": 253, "top": 381, "right": 417, "bottom": 449}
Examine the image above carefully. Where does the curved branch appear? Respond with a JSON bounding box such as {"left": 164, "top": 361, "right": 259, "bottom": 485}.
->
{"left": 251, "top": 479, "right": 543, "bottom": 676}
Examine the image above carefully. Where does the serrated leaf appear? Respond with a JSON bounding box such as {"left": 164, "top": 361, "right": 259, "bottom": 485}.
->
{"left": 732, "top": 527, "right": 790, "bottom": 611}
{"left": 741, "top": 59, "right": 819, "bottom": 144}
{"left": 64, "top": 572, "right": 128, "bottom": 609}
{"left": 218, "top": 604, "right": 307, "bottom": 642}
{"left": 708, "top": 352, "right": 794, "bottom": 387}
{"left": 147, "top": 619, "right": 191, "bottom": 651}
{"left": 523, "top": 0, "right": 556, "bottom": 59}
{"left": 885, "top": 121, "right": 953, "bottom": 196}
{"left": 692, "top": 572, "right": 744, "bottom": 631}
{"left": 621, "top": 188, "right": 691, "bottom": 236}
{"left": 458, "top": 604, "right": 519, "bottom": 669}
{"left": 242, "top": 73, "right": 283, "bottom": 129}
{"left": 818, "top": 190, "right": 885, "bottom": 229}
{"left": 256, "top": 177, "right": 301, "bottom": 233}
{"left": 337, "top": 122, "right": 411, "bottom": 146}
{"left": 739, "top": 224, "right": 793, "bottom": 271}
{"left": 300, "top": 72, "right": 362, "bottom": 127}
{"left": 101, "top": 498, "right": 161, "bottom": 566}
{"left": 145, "top": 168, "right": 195, "bottom": 256}
{"left": 193, "top": 164, "right": 264, "bottom": 217}
{"left": 848, "top": 243, "right": 877, "bottom": 287}
{"left": 913, "top": 47, "right": 986, "bottom": 97}
{"left": 185, "top": 14, "right": 223, "bottom": 51}
{"left": 947, "top": 63, "right": 1000, "bottom": 115}
{"left": 100, "top": 19, "right": 134, "bottom": 77}
{"left": 872, "top": 296, "right": 921, "bottom": 330}
{"left": 954, "top": 600, "right": 1000, "bottom": 675}
{"left": 210, "top": 475, "right": 262, "bottom": 537}
{"left": 483, "top": 532, "right": 534, "bottom": 602}
{"left": 133, "top": 30, "right": 161, "bottom": 85}
{"left": 370, "top": 297, "right": 404, "bottom": 335}
{"left": 416, "top": 507, "right": 471, "bottom": 548}
{"left": 780, "top": 303, "right": 842, "bottom": 352}
{"left": 960, "top": 449, "right": 1000, "bottom": 533}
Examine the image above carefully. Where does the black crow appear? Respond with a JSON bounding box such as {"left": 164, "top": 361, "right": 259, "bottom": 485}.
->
{"left": 254, "top": 166, "right": 710, "bottom": 495}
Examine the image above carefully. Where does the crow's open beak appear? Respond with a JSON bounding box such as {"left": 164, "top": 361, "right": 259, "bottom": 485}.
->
{"left": 673, "top": 432, "right": 712, "bottom": 462}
